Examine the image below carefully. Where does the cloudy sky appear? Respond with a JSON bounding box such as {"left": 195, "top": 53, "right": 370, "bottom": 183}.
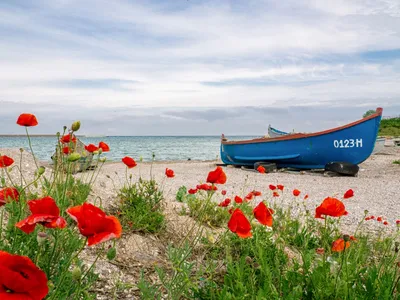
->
{"left": 1, "top": 0, "right": 400, "bottom": 135}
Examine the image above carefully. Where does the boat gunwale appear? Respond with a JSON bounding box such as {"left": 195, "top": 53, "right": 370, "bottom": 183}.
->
{"left": 221, "top": 107, "right": 382, "bottom": 145}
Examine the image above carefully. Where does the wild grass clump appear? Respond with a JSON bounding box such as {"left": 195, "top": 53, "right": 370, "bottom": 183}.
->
{"left": 117, "top": 178, "right": 165, "bottom": 234}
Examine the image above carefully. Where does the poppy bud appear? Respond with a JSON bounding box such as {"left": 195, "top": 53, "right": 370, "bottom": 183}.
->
{"left": 139, "top": 156, "right": 143, "bottom": 162}
{"left": 19, "top": 148, "right": 24, "bottom": 152}
{"left": 37, "top": 232, "right": 48, "bottom": 245}
{"left": 63, "top": 126, "right": 67, "bottom": 131}
{"left": 68, "top": 153, "right": 81, "bottom": 162}
{"left": 99, "top": 157, "right": 107, "bottom": 163}
{"left": 107, "top": 247, "right": 117, "bottom": 260}
{"left": 38, "top": 166, "right": 45, "bottom": 176}
{"left": 33, "top": 181, "right": 38, "bottom": 188}
{"left": 71, "top": 120, "right": 81, "bottom": 132}
{"left": 71, "top": 266, "right": 82, "bottom": 281}
{"left": 1, "top": 178, "right": 5, "bottom": 186}
{"left": 364, "top": 210, "right": 369, "bottom": 215}
{"left": 343, "top": 234, "right": 350, "bottom": 242}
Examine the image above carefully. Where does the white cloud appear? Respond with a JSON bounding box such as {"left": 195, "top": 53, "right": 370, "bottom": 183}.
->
{"left": 0, "top": 0, "right": 400, "bottom": 131}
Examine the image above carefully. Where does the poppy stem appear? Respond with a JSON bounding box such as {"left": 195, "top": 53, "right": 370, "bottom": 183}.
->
{"left": 49, "top": 238, "right": 87, "bottom": 300}
{"left": 25, "top": 127, "right": 40, "bottom": 171}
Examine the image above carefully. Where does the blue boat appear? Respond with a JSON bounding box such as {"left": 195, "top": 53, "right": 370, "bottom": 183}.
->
{"left": 220, "top": 108, "right": 383, "bottom": 169}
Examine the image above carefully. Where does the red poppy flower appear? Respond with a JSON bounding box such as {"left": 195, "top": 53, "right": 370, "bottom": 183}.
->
{"left": 245, "top": 192, "right": 254, "bottom": 201}
{"left": 370, "top": 216, "right": 375, "bottom": 219}
{"left": 16, "top": 113, "right": 38, "bottom": 127}
{"left": 272, "top": 191, "right": 280, "bottom": 197}
{"left": 0, "top": 251, "right": 48, "bottom": 299}
{"left": 218, "top": 198, "right": 231, "bottom": 207}
{"left": 269, "top": 185, "right": 277, "bottom": 191}
{"left": 252, "top": 190, "right": 262, "bottom": 197}
{"left": 98, "top": 141, "right": 110, "bottom": 152}
{"left": 350, "top": 236, "right": 357, "bottom": 241}
{"left": 277, "top": 184, "right": 284, "bottom": 191}
{"left": 253, "top": 202, "right": 274, "bottom": 227}
{"left": 63, "top": 146, "right": 72, "bottom": 155}
{"left": 206, "top": 166, "right": 227, "bottom": 184}
{"left": 0, "top": 187, "right": 19, "bottom": 207}
{"left": 343, "top": 189, "right": 354, "bottom": 199}
{"left": 85, "top": 144, "right": 99, "bottom": 153}
{"left": 257, "top": 165, "right": 266, "bottom": 173}
{"left": 228, "top": 208, "right": 252, "bottom": 238}
{"left": 383, "top": 221, "right": 389, "bottom": 226}
{"left": 67, "top": 202, "right": 122, "bottom": 246}
{"left": 16, "top": 196, "right": 67, "bottom": 234}
{"left": 293, "top": 189, "right": 301, "bottom": 197}
{"left": 0, "top": 155, "right": 14, "bottom": 168}
{"left": 221, "top": 190, "right": 227, "bottom": 196}
{"left": 188, "top": 188, "right": 197, "bottom": 194}
{"left": 234, "top": 196, "right": 243, "bottom": 204}
{"left": 122, "top": 156, "right": 137, "bottom": 168}
{"left": 304, "top": 194, "right": 309, "bottom": 200}
{"left": 332, "top": 238, "right": 350, "bottom": 252}
{"left": 165, "top": 168, "right": 175, "bottom": 178}
{"left": 316, "top": 248, "right": 325, "bottom": 255}
{"left": 196, "top": 184, "right": 217, "bottom": 191}
{"left": 396, "top": 220, "right": 400, "bottom": 225}
{"left": 377, "top": 216, "right": 383, "bottom": 222}
{"left": 315, "top": 197, "right": 347, "bottom": 219}
{"left": 60, "top": 134, "right": 77, "bottom": 144}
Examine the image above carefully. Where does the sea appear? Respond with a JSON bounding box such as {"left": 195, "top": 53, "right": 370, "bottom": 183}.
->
{"left": 0, "top": 136, "right": 256, "bottom": 162}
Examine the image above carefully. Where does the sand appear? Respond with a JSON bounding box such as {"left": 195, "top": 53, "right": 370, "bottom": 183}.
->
{"left": 1, "top": 146, "right": 400, "bottom": 298}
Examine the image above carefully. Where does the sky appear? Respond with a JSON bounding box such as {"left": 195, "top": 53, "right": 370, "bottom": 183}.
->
{"left": 1, "top": 0, "right": 400, "bottom": 135}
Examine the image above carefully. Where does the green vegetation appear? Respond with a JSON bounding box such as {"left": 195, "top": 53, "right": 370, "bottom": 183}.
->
{"left": 379, "top": 117, "right": 400, "bottom": 136}
{"left": 117, "top": 178, "right": 165, "bottom": 233}
{"left": 393, "top": 160, "right": 400, "bottom": 165}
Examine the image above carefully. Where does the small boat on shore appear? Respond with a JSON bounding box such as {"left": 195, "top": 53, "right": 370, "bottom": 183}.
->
{"left": 221, "top": 107, "right": 383, "bottom": 169}
{"left": 268, "top": 125, "right": 289, "bottom": 138}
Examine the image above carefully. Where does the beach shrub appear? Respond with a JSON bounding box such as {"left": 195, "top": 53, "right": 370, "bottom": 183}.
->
{"left": 176, "top": 185, "right": 187, "bottom": 202}
{"left": 393, "top": 160, "right": 400, "bottom": 165}
{"left": 117, "top": 178, "right": 165, "bottom": 233}
{"left": 186, "top": 195, "right": 230, "bottom": 228}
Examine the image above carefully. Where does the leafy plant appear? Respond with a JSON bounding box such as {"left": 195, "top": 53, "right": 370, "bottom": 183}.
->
{"left": 117, "top": 178, "right": 165, "bottom": 233}
{"left": 176, "top": 186, "right": 187, "bottom": 202}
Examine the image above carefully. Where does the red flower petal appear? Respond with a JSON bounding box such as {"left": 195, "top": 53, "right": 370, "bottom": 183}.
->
{"left": 67, "top": 203, "right": 122, "bottom": 246}
{"left": 234, "top": 196, "right": 243, "bottom": 204}
{"left": 122, "top": 156, "right": 137, "bottom": 168}
{"left": 16, "top": 113, "right": 38, "bottom": 127}
{"left": 228, "top": 209, "right": 252, "bottom": 238}
{"left": 0, "top": 251, "right": 48, "bottom": 299}
{"left": 253, "top": 202, "right": 274, "bottom": 227}
{"left": 0, "top": 155, "right": 14, "bottom": 168}
{"left": 188, "top": 188, "right": 197, "bottom": 194}
{"left": 206, "top": 166, "right": 227, "bottom": 184}
{"left": 315, "top": 197, "right": 347, "bottom": 219}
{"left": 252, "top": 190, "right": 262, "bottom": 197}
{"left": 343, "top": 189, "right": 354, "bottom": 199}
{"left": 257, "top": 165, "right": 266, "bottom": 173}
{"left": 332, "top": 238, "right": 350, "bottom": 252}
{"left": 165, "top": 168, "right": 175, "bottom": 178}
{"left": 277, "top": 184, "right": 284, "bottom": 191}
{"left": 269, "top": 185, "right": 277, "bottom": 190}
{"left": 85, "top": 144, "right": 99, "bottom": 153}
{"left": 293, "top": 189, "right": 301, "bottom": 197}
{"left": 221, "top": 190, "right": 227, "bottom": 196}
{"left": 60, "top": 134, "right": 77, "bottom": 144}
{"left": 0, "top": 187, "right": 19, "bottom": 207}
{"left": 98, "top": 141, "right": 110, "bottom": 152}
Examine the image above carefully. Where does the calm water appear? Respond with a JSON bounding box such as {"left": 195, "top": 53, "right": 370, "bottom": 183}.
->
{"left": 0, "top": 136, "right": 256, "bottom": 162}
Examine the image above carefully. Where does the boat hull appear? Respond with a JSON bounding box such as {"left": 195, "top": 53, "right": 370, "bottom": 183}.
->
{"left": 221, "top": 109, "right": 382, "bottom": 169}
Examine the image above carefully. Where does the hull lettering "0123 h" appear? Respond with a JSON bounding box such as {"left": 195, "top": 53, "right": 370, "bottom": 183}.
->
{"left": 333, "top": 139, "right": 363, "bottom": 148}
